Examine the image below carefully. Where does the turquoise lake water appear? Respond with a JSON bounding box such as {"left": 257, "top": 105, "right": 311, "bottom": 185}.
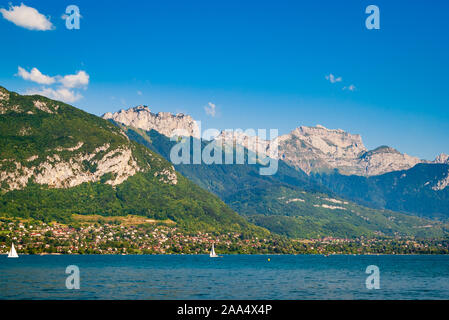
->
{"left": 1, "top": 255, "right": 448, "bottom": 299}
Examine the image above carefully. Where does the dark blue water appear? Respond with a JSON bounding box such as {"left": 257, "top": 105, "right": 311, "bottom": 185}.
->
{"left": 1, "top": 255, "right": 448, "bottom": 299}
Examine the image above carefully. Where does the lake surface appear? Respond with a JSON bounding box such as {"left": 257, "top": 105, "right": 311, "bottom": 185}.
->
{"left": 1, "top": 255, "right": 448, "bottom": 299}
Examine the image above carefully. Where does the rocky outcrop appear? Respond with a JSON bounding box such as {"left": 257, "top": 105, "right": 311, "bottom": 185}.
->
{"left": 0, "top": 145, "right": 143, "bottom": 191}
{"left": 154, "top": 166, "right": 178, "bottom": 185}
{"left": 0, "top": 93, "right": 60, "bottom": 115}
{"left": 215, "top": 124, "right": 425, "bottom": 176}
{"left": 103, "top": 106, "right": 200, "bottom": 139}
{"left": 434, "top": 153, "right": 449, "bottom": 165}
{"left": 432, "top": 167, "right": 449, "bottom": 191}
{"left": 276, "top": 126, "right": 423, "bottom": 175}
{"left": 276, "top": 125, "right": 367, "bottom": 174}
{"left": 354, "top": 146, "right": 422, "bottom": 176}
{"left": 0, "top": 87, "right": 9, "bottom": 103}
{"left": 33, "top": 100, "right": 55, "bottom": 114}
{"left": 214, "top": 130, "right": 275, "bottom": 158}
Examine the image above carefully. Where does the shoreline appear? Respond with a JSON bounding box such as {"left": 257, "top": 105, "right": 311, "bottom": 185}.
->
{"left": 4, "top": 252, "right": 449, "bottom": 256}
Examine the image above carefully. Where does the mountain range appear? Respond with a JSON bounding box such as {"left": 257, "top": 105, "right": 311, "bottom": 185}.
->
{"left": 104, "top": 105, "right": 448, "bottom": 177}
{"left": 1, "top": 86, "right": 448, "bottom": 241}
{"left": 103, "top": 105, "right": 449, "bottom": 237}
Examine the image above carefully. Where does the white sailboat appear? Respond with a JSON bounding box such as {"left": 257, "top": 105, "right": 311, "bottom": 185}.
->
{"left": 7, "top": 243, "right": 18, "bottom": 258}
{"left": 209, "top": 243, "right": 218, "bottom": 258}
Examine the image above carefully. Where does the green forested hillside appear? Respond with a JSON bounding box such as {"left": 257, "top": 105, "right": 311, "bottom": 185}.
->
{"left": 228, "top": 185, "right": 448, "bottom": 238}
{"left": 314, "top": 164, "right": 449, "bottom": 219}
{"left": 0, "top": 86, "right": 267, "bottom": 236}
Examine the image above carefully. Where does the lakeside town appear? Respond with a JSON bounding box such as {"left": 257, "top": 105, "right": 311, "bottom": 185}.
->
{"left": 1, "top": 216, "right": 448, "bottom": 255}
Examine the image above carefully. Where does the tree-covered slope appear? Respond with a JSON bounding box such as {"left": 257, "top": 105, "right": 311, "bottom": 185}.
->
{"left": 0, "top": 86, "right": 267, "bottom": 236}
{"left": 227, "top": 185, "right": 448, "bottom": 238}
{"left": 314, "top": 164, "right": 449, "bottom": 220}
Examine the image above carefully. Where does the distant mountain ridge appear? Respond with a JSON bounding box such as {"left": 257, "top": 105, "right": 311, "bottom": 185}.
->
{"left": 217, "top": 125, "right": 426, "bottom": 176}
{"left": 105, "top": 106, "right": 447, "bottom": 178}
{"left": 435, "top": 153, "right": 449, "bottom": 165}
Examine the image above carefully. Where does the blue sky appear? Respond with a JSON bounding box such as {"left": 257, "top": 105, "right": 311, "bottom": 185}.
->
{"left": 0, "top": 0, "right": 448, "bottom": 159}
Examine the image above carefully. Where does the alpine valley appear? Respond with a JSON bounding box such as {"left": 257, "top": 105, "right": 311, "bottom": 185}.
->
{"left": 103, "top": 105, "right": 449, "bottom": 239}
{"left": 1, "top": 86, "right": 448, "bottom": 255}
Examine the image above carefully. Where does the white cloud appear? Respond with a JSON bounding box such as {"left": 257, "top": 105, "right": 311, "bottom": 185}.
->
{"left": 0, "top": 3, "right": 53, "bottom": 31}
{"left": 59, "top": 71, "right": 89, "bottom": 88}
{"left": 17, "top": 66, "right": 56, "bottom": 85}
{"left": 26, "top": 87, "right": 82, "bottom": 103}
{"left": 137, "top": 90, "right": 143, "bottom": 96}
{"left": 205, "top": 102, "right": 217, "bottom": 117}
{"left": 325, "top": 74, "right": 342, "bottom": 84}
{"left": 343, "top": 84, "right": 356, "bottom": 91}
{"left": 18, "top": 67, "right": 90, "bottom": 103}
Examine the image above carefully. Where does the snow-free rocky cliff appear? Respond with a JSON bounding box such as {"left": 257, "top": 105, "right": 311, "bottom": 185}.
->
{"left": 434, "top": 153, "right": 449, "bottom": 165}
{"left": 200, "top": 122, "right": 424, "bottom": 176}
{"left": 103, "top": 106, "right": 200, "bottom": 139}
{"left": 104, "top": 105, "right": 448, "bottom": 179}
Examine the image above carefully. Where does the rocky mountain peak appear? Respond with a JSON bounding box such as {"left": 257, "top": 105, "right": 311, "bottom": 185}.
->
{"left": 102, "top": 104, "right": 438, "bottom": 178}
{"left": 212, "top": 124, "right": 425, "bottom": 176}
{"left": 275, "top": 125, "right": 366, "bottom": 174}
{"left": 102, "top": 106, "right": 200, "bottom": 139}
{"left": 361, "top": 146, "right": 401, "bottom": 157}
{"left": 434, "top": 153, "right": 449, "bottom": 164}
{"left": 284, "top": 125, "right": 366, "bottom": 157}
{"left": 214, "top": 130, "right": 274, "bottom": 157}
{"left": 279, "top": 125, "right": 425, "bottom": 176}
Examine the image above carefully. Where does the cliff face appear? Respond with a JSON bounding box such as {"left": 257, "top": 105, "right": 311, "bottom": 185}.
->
{"left": 434, "top": 153, "right": 449, "bottom": 164}
{"left": 277, "top": 126, "right": 426, "bottom": 176}
{"left": 102, "top": 105, "right": 446, "bottom": 178}
{"left": 354, "top": 146, "right": 422, "bottom": 176}
{"left": 0, "top": 144, "right": 142, "bottom": 191}
{"left": 276, "top": 125, "right": 367, "bottom": 174}
{"left": 214, "top": 124, "right": 423, "bottom": 176}
{"left": 103, "top": 106, "right": 200, "bottom": 139}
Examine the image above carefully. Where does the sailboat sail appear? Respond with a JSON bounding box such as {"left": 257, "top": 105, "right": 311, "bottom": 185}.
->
{"left": 7, "top": 243, "right": 18, "bottom": 258}
{"left": 209, "top": 243, "right": 218, "bottom": 258}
